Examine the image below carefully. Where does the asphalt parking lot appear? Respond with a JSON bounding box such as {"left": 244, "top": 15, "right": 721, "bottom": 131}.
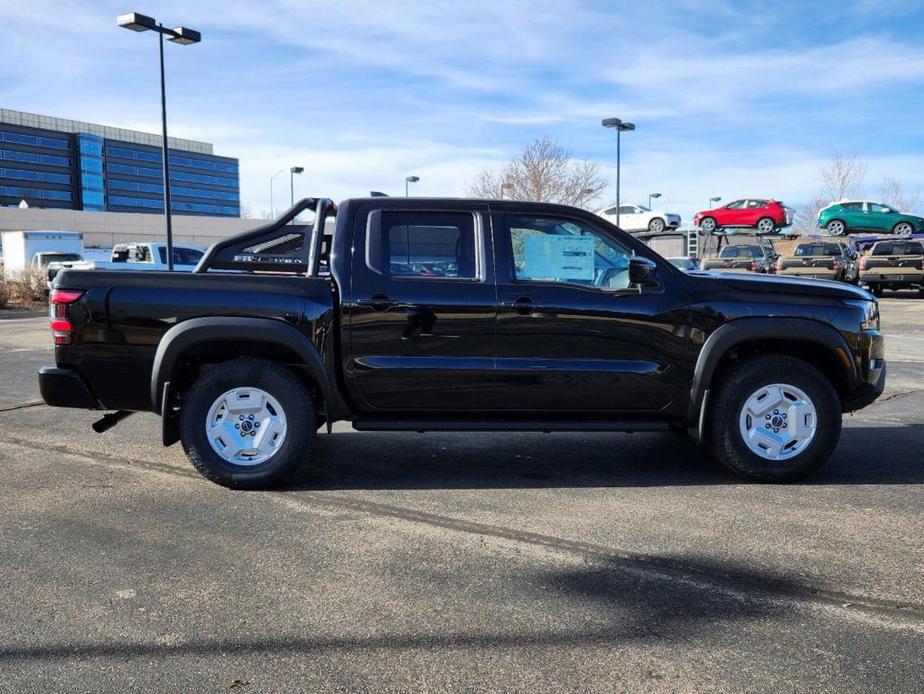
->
{"left": 1, "top": 297, "right": 923, "bottom": 692}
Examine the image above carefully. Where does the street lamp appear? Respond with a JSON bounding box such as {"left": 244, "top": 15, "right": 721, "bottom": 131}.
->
{"left": 405, "top": 175, "right": 420, "bottom": 197}
{"left": 648, "top": 192, "right": 662, "bottom": 210}
{"left": 577, "top": 187, "right": 595, "bottom": 209}
{"left": 290, "top": 166, "right": 304, "bottom": 207}
{"left": 709, "top": 196, "right": 722, "bottom": 208}
{"left": 118, "top": 12, "right": 201, "bottom": 271}
{"left": 500, "top": 181, "right": 513, "bottom": 199}
{"left": 269, "top": 169, "right": 284, "bottom": 218}
{"left": 601, "top": 117, "right": 635, "bottom": 228}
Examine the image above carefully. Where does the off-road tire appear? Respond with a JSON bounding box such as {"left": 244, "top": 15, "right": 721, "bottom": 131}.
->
{"left": 709, "top": 355, "right": 841, "bottom": 483}
{"left": 180, "top": 357, "right": 315, "bottom": 489}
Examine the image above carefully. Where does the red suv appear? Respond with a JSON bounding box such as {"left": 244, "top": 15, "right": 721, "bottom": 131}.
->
{"left": 693, "top": 199, "right": 792, "bottom": 234}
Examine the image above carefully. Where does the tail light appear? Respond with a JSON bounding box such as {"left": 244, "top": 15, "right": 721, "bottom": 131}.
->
{"left": 832, "top": 258, "right": 841, "bottom": 271}
{"left": 858, "top": 258, "right": 867, "bottom": 271}
{"left": 49, "top": 289, "right": 84, "bottom": 346}
{"left": 750, "top": 261, "right": 761, "bottom": 272}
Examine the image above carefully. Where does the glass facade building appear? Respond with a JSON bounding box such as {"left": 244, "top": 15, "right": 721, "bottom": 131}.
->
{"left": 0, "top": 109, "right": 240, "bottom": 217}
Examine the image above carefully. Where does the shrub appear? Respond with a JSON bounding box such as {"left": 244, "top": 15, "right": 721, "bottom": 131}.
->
{"left": 8, "top": 267, "right": 47, "bottom": 303}
{"left": 0, "top": 277, "right": 11, "bottom": 309}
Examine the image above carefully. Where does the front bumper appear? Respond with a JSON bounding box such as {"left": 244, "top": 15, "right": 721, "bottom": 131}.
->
{"left": 844, "top": 361, "right": 886, "bottom": 412}
{"left": 38, "top": 366, "right": 101, "bottom": 409}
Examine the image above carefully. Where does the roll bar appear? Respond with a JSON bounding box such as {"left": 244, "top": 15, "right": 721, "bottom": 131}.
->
{"left": 194, "top": 197, "right": 336, "bottom": 274}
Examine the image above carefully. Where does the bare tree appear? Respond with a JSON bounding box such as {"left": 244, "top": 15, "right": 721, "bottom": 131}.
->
{"left": 792, "top": 154, "right": 868, "bottom": 235}
{"left": 820, "top": 153, "right": 867, "bottom": 202}
{"left": 880, "top": 176, "right": 920, "bottom": 213}
{"left": 468, "top": 136, "right": 607, "bottom": 208}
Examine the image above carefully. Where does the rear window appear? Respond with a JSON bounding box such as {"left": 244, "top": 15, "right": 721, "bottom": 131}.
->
{"left": 794, "top": 244, "right": 824, "bottom": 257}
{"left": 873, "top": 241, "right": 924, "bottom": 256}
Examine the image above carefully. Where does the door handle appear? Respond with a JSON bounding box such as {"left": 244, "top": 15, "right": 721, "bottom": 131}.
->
{"left": 357, "top": 294, "right": 399, "bottom": 310}
{"left": 502, "top": 296, "right": 541, "bottom": 315}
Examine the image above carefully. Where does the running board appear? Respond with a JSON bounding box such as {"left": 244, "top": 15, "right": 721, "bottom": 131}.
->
{"left": 352, "top": 419, "right": 669, "bottom": 433}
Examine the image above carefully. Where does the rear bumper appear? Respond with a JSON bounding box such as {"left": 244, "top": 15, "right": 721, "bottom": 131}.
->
{"left": 38, "top": 366, "right": 101, "bottom": 409}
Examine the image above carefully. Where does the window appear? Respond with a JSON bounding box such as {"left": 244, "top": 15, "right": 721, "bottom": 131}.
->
{"left": 725, "top": 200, "right": 746, "bottom": 209}
{"left": 618, "top": 205, "right": 637, "bottom": 214}
{"left": 507, "top": 215, "right": 633, "bottom": 290}
{"left": 869, "top": 203, "right": 891, "bottom": 214}
{"left": 158, "top": 246, "right": 204, "bottom": 265}
{"left": 795, "top": 244, "right": 824, "bottom": 257}
{"left": 874, "top": 242, "right": 924, "bottom": 256}
{"left": 746, "top": 200, "right": 766, "bottom": 208}
{"left": 370, "top": 211, "right": 478, "bottom": 279}
{"left": 841, "top": 202, "right": 862, "bottom": 210}
{"left": 824, "top": 244, "right": 844, "bottom": 256}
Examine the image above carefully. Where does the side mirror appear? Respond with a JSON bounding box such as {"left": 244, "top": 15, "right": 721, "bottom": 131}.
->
{"left": 629, "top": 257, "right": 658, "bottom": 286}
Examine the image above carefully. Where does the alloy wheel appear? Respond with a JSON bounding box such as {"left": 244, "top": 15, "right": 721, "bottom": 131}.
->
{"left": 205, "top": 387, "right": 288, "bottom": 466}
{"left": 738, "top": 383, "right": 818, "bottom": 461}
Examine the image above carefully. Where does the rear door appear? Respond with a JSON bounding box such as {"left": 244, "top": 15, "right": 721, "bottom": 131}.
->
{"left": 741, "top": 200, "right": 767, "bottom": 226}
{"left": 347, "top": 202, "right": 497, "bottom": 411}
{"left": 719, "top": 200, "right": 748, "bottom": 226}
{"left": 492, "top": 210, "right": 690, "bottom": 412}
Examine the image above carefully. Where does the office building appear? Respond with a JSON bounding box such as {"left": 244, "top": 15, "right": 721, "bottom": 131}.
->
{"left": 0, "top": 109, "right": 240, "bottom": 217}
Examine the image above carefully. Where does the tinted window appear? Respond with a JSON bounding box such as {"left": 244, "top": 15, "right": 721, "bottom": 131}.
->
{"left": 374, "top": 211, "right": 478, "bottom": 279}
{"left": 795, "top": 244, "right": 824, "bottom": 257}
{"left": 746, "top": 200, "right": 766, "bottom": 208}
{"left": 841, "top": 202, "right": 862, "bottom": 210}
{"left": 507, "top": 215, "right": 633, "bottom": 290}
{"left": 618, "top": 206, "right": 636, "bottom": 214}
{"left": 725, "top": 200, "right": 746, "bottom": 209}
{"left": 158, "top": 247, "right": 204, "bottom": 265}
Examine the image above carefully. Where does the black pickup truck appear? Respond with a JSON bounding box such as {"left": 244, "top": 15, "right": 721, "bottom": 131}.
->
{"left": 39, "top": 197, "right": 886, "bottom": 487}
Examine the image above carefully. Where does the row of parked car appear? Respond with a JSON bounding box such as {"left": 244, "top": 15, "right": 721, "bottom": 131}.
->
{"left": 596, "top": 198, "right": 924, "bottom": 237}
{"left": 669, "top": 235, "right": 924, "bottom": 296}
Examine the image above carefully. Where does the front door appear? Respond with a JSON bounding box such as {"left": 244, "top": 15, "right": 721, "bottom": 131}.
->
{"left": 347, "top": 202, "right": 497, "bottom": 412}
{"left": 492, "top": 211, "right": 691, "bottom": 413}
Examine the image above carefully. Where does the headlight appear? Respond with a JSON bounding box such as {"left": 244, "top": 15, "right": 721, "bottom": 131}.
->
{"left": 843, "top": 299, "right": 879, "bottom": 330}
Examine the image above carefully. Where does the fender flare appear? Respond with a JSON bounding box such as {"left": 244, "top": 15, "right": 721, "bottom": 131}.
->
{"left": 688, "top": 317, "right": 858, "bottom": 432}
{"left": 151, "top": 316, "right": 340, "bottom": 415}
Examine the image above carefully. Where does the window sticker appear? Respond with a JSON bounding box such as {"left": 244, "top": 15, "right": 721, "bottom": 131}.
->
{"left": 523, "top": 235, "right": 595, "bottom": 281}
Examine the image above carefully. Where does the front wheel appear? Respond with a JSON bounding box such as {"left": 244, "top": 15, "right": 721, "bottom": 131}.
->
{"left": 648, "top": 217, "right": 665, "bottom": 233}
{"left": 756, "top": 217, "right": 776, "bottom": 234}
{"left": 826, "top": 219, "right": 846, "bottom": 236}
{"left": 709, "top": 356, "right": 841, "bottom": 482}
{"left": 699, "top": 217, "right": 717, "bottom": 233}
{"left": 180, "top": 357, "right": 315, "bottom": 489}
{"left": 892, "top": 222, "right": 914, "bottom": 237}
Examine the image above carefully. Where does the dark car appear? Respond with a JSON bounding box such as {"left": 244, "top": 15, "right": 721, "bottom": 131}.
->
{"left": 40, "top": 196, "right": 885, "bottom": 488}
{"left": 700, "top": 243, "right": 777, "bottom": 273}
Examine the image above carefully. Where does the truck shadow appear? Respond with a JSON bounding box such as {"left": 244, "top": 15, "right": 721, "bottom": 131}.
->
{"left": 286, "top": 425, "right": 924, "bottom": 490}
{"left": 0, "top": 555, "right": 821, "bottom": 662}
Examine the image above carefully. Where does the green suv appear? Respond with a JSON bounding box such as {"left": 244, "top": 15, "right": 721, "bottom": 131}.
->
{"left": 817, "top": 200, "right": 924, "bottom": 237}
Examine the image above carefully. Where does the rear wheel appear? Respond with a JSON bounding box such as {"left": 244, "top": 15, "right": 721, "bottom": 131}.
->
{"left": 892, "top": 222, "right": 914, "bottom": 237}
{"left": 826, "top": 219, "right": 846, "bottom": 236}
{"left": 756, "top": 217, "right": 776, "bottom": 234}
{"left": 180, "top": 358, "right": 315, "bottom": 489}
{"left": 699, "top": 217, "right": 717, "bottom": 233}
{"left": 710, "top": 356, "right": 841, "bottom": 482}
{"left": 648, "top": 217, "right": 666, "bottom": 233}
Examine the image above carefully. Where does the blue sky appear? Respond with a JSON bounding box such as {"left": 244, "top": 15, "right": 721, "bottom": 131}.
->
{"left": 3, "top": 0, "right": 924, "bottom": 220}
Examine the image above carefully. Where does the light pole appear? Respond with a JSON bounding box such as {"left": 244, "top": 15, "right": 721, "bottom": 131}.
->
{"left": 118, "top": 12, "right": 201, "bottom": 271}
{"left": 500, "top": 181, "right": 513, "bottom": 199}
{"left": 405, "top": 175, "right": 420, "bottom": 197}
{"left": 709, "top": 196, "right": 722, "bottom": 208}
{"left": 602, "top": 117, "right": 635, "bottom": 228}
{"left": 289, "top": 166, "right": 304, "bottom": 208}
{"left": 269, "top": 169, "right": 284, "bottom": 218}
{"left": 648, "top": 192, "right": 662, "bottom": 210}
